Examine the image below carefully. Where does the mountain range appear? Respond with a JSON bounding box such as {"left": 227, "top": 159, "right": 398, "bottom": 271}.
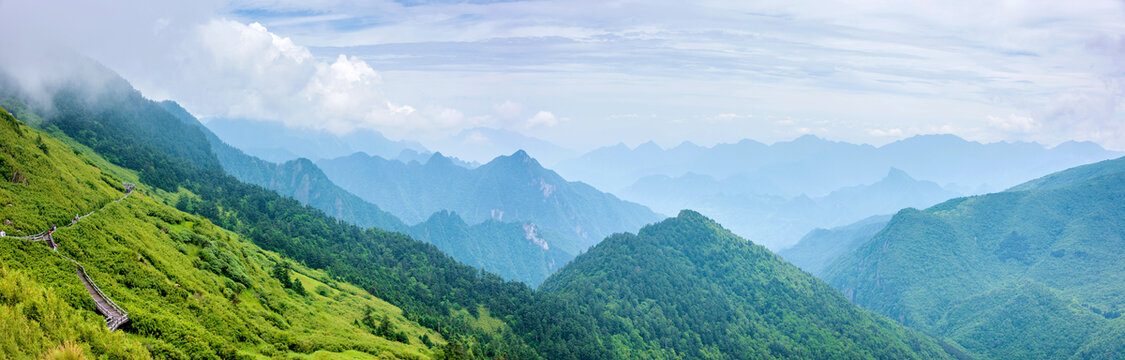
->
{"left": 0, "top": 55, "right": 972, "bottom": 359}
{"left": 622, "top": 167, "right": 959, "bottom": 249}
{"left": 424, "top": 127, "right": 577, "bottom": 168}
{"left": 570, "top": 137, "right": 1119, "bottom": 250}
{"left": 316, "top": 150, "right": 663, "bottom": 255}
{"left": 162, "top": 102, "right": 572, "bottom": 286}
{"left": 558, "top": 135, "right": 1120, "bottom": 196}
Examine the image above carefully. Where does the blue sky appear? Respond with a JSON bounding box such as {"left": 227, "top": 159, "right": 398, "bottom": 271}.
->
{"left": 4, "top": 0, "right": 1125, "bottom": 156}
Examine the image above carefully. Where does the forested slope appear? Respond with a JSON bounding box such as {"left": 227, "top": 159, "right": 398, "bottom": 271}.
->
{"left": 539, "top": 210, "right": 962, "bottom": 360}
{"left": 824, "top": 156, "right": 1125, "bottom": 359}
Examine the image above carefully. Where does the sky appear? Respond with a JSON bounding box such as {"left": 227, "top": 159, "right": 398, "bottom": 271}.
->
{"left": 2, "top": 0, "right": 1125, "bottom": 156}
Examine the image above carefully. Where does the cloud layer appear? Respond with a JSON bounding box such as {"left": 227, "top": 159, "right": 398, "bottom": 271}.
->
{"left": 225, "top": 0, "right": 1125, "bottom": 150}
{"left": 3, "top": 0, "right": 1123, "bottom": 151}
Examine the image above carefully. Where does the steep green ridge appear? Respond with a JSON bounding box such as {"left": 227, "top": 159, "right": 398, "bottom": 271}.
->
{"left": 317, "top": 151, "right": 663, "bottom": 255}
{"left": 539, "top": 210, "right": 961, "bottom": 360}
{"left": 0, "top": 106, "right": 442, "bottom": 359}
{"left": 162, "top": 101, "right": 570, "bottom": 286}
{"left": 779, "top": 215, "right": 891, "bottom": 276}
{"left": 10, "top": 64, "right": 220, "bottom": 191}
{"left": 824, "top": 157, "right": 1125, "bottom": 359}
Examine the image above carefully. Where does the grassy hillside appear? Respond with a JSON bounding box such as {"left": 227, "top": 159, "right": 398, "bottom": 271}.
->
{"left": 0, "top": 106, "right": 443, "bottom": 359}
{"left": 824, "top": 157, "right": 1125, "bottom": 359}
{"left": 539, "top": 210, "right": 961, "bottom": 360}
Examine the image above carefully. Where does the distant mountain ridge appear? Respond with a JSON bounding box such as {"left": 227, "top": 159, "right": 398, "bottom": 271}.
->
{"left": 582, "top": 135, "right": 1119, "bottom": 249}
{"left": 560, "top": 134, "right": 1122, "bottom": 195}
{"left": 622, "top": 167, "right": 960, "bottom": 249}
{"left": 425, "top": 127, "right": 577, "bottom": 167}
{"left": 317, "top": 150, "right": 663, "bottom": 255}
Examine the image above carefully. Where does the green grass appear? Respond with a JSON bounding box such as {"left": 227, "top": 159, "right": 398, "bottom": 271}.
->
{"left": 0, "top": 106, "right": 442, "bottom": 359}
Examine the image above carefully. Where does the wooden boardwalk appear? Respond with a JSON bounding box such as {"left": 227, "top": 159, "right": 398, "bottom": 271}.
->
{"left": 5, "top": 185, "right": 134, "bottom": 331}
{"left": 70, "top": 252, "right": 129, "bottom": 331}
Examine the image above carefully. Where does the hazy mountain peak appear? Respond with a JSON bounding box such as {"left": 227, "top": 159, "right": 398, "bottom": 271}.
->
{"left": 424, "top": 209, "right": 467, "bottom": 226}
{"left": 884, "top": 167, "right": 913, "bottom": 182}
{"left": 893, "top": 133, "right": 971, "bottom": 147}
{"left": 672, "top": 140, "right": 701, "bottom": 150}
{"left": 477, "top": 149, "right": 549, "bottom": 176}
{"left": 426, "top": 151, "right": 454, "bottom": 167}
{"left": 790, "top": 134, "right": 825, "bottom": 143}
{"left": 342, "top": 151, "right": 371, "bottom": 161}
{"left": 732, "top": 138, "right": 768, "bottom": 147}
{"left": 635, "top": 140, "right": 662, "bottom": 152}
{"left": 1051, "top": 140, "right": 1111, "bottom": 154}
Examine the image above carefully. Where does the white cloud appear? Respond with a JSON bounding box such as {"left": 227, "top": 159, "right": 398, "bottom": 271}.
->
{"left": 526, "top": 110, "right": 560, "bottom": 128}
{"left": 494, "top": 100, "right": 523, "bottom": 118}
{"left": 868, "top": 128, "right": 904, "bottom": 137}
{"left": 986, "top": 114, "right": 1040, "bottom": 133}
{"left": 166, "top": 19, "right": 482, "bottom": 137}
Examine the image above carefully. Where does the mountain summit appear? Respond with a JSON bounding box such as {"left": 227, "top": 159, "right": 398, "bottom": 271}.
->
{"left": 540, "top": 210, "right": 960, "bottom": 359}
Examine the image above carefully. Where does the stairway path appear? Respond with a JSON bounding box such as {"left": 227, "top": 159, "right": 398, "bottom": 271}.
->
{"left": 4, "top": 185, "right": 134, "bottom": 331}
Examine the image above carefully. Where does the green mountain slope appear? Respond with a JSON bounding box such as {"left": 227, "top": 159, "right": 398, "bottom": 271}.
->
{"left": 0, "top": 106, "right": 442, "bottom": 359}
{"left": 539, "top": 210, "right": 961, "bottom": 360}
{"left": 823, "top": 156, "right": 1125, "bottom": 359}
